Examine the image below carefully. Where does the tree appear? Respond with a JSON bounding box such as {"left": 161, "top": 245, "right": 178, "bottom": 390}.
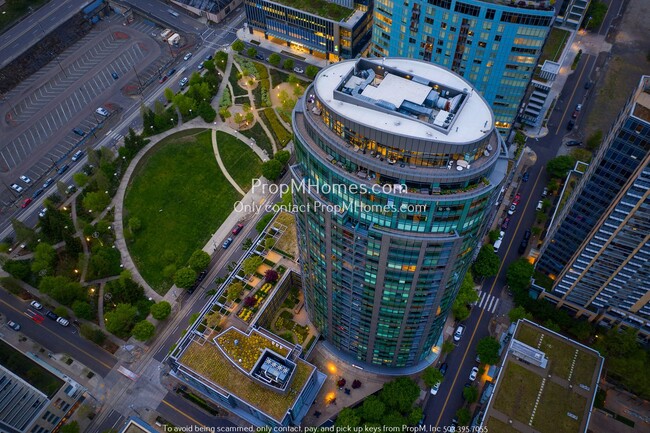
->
{"left": 83, "top": 191, "right": 110, "bottom": 213}
{"left": 473, "top": 245, "right": 500, "bottom": 278}
{"left": 59, "top": 421, "right": 80, "bottom": 433}
{"left": 54, "top": 306, "right": 69, "bottom": 319}
{"left": 242, "top": 256, "right": 263, "bottom": 275}
{"left": 264, "top": 269, "right": 279, "bottom": 283}
{"left": 456, "top": 408, "right": 471, "bottom": 426}
{"left": 463, "top": 385, "right": 479, "bottom": 403}
{"left": 3, "top": 259, "right": 31, "bottom": 280}
{"left": 132, "top": 320, "right": 155, "bottom": 341}
{"left": 488, "top": 229, "right": 501, "bottom": 243}
{"left": 506, "top": 258, "right": 534, "bottom": 291}
{"left": 227, "top": 281, "right": 244, "bottom": 303}
{"left": 73, "top": 172, "right": 89, "bottom": 187}
{"left": 233, "top": 112, "right": 244, "bottom": 127}
{"left": 106, "top": 274, "right": 144, "bottom": 305}
{"left": 442, "top": 341, "right": 455, "bottom": 355}
{"left": 546, "top": 155, "right": 576, "bottom": 179}
{"left": 334, "top": 408, "right": 360, "bottom": 428}
{"left": 72, "top": 300, "right": 94, "bottom": 320}
{"left": 174, "top": 267, "right": 197, "bottom": 289}
{"left": 164, "top": 87, "right": 174, "bottom": 102}
{"left": 232, "top": 39, "right": 245, "bottom": 52}
{"left": 361, "top": 396, "right": 385, "bottom": 423}
{"left": 247, "top": 47, "right": 257, "bottom": 57}
{"left": 261, "top": 159, "right": 283, "bottom": 181}
{"left": 508, "top": 305, "right": 532, "bottom": 322}
{"left": 206, "top": 311, "right": 222, "bottom": 329}
{"left": 268, "top": 53, "right": 281, "bottom": 67}
{"left": 274, "top": 150, "right": 291, "bottom": 165}
{"left": 245, "top": 111, "right": 254, "bottom": 124}
{"left": 39, "top": 276, "right": 85, "bottom": 306}
{"left": 422, "top": 366, "right": 443, "bottom": 387}
{"left": 198, "top": 100, "right": 217, "bottom": 122}
{"left": 243, "top": 296, "right": 256, "bottom": 308}
{"left": 188, "top": 250, "right": 211, "bottom": 272}
{"left": 283, "top": 58, "right": 295, "bottom": 70}
{"left": 31, "top": 242, "right": 56, "bottom": 274}
{"left": 80, "top": 323, "right": 106, "bottom": 345}
{"left": 105, "top": 303, "right": 138, "bottom": 338}
{"left": 11, "top": 218, "right": 35, "bottom": 244}
{"left": 476, "top": 336, "right": 501, "bottom": 365}
{"left": 306, "top": 65, "right": 319, "bottom": 79}
{"left": 150, "top": 301, "right": 172, "bottom": 320}
{"left": 452, "top": 303, "right": 470, "bottom": 321}
{"left": 242, "top": 237, "right": 253, "bottom": 250}
{"left": 380, "top": 377, "right": 419, "bottom": 413}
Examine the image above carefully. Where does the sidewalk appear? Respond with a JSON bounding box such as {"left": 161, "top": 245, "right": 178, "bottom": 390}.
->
{"left": 237, "top": 28, "right": 330, "bottom": 69}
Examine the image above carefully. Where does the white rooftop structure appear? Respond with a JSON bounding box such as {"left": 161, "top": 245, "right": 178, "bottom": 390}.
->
{"left": 313, "top": 58, "right": 493, "bottom": 144}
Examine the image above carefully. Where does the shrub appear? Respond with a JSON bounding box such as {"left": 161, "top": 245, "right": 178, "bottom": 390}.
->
{"left": 80, "top": 324, "right": 106, "bottom": 345}
{"left": 262, "top": 108, "right": 291, "bottom": 146}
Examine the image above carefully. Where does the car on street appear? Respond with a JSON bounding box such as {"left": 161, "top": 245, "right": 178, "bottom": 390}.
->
{"left": 57, "top": 164, "right": 69, "bottom": 175}
{"left": 523, "top": 229, "right": 531, "bottom": 241}
{"left": 30, "top": 300, "right": 43, "bottom": 310}
{"left": 501, "top": 217, "right": 511, "bottom": 230}
{"left": 584, "top": 81, "right": 592, "bottom": 89}
{"left": 20, "top": 175, "right": 31, "bottom": 184}
{"left": 32, "top": 188, "right": 44, "bottom": 199}
{"left": 38, "top": 208, "right": 47, "bottom": 218}
{"left": 45, "top": 310, "right": 58, "bottom": 321}
{"left": 111, "top": 72, "right": 119, "bottom": 80}
{"left": 159, "top": 75, "right": 168, "bottom": 83}
{"left": 572, "top": 109, "right": 579, "bottom": 119}
{"left": 507, "top": 204, "right": 516, "bottom": 215}
{"left": 72, "top": 127, "right": 85, "bottom": 136}
{"left": 21, "top": 198, "right": 33, "bottom": 208}
{"left": 469, "top": 366, "right": 479, "bottom": 381}
{"left": 541, "top": 187, "right": 548, "bottom": 197}
{"left": 222, "top": 237, "right": 233, "bottom": 249}
{"left": 183, "top": 52, "right": 193, "bottom": 61}
{"left": 7, "top": 321, "right": 21, "bottom": 331}
{"left": 43, "top": 178, "right": 54, "bottom": 188}
{"left": 197, "top": 62, "right": 204, "bottom": 70}
{"left": 10, "top": 183, "right": 24, "bottom": 193}
{"left": 71, "top": 150, "right": 84, "bottom": 161}
{"left": 179, "top": 77, "right": 188, "bottom": 87}
{"left": 453, "top": 324, "right": 465, "bottom": 342}
{"left": 498, "top": 230, "right": 505, "bottom": 241}
{"left": 96, "top": 107, "right": 109, "bottom": 117}
{"left": 518, "top": 239, "right": 529, "bottom": 255}
{"left": 522, "top": 172, "right": 530, "bottom": 182}
{"left": 565, "top": 140, "right": 582, "bottom": 147}
{"left": 255, "top": 54, "right": 264, "bottom": 60}
{"left": 439, "top": 363, "right": 448, "bottom": 376}
{"left": 232, "top": 223, "right": 244, "bottom": 235}
{"left": 430, "top": 382, "right": 440, "bottom": 395}
{"left": 205, "top": 55, "right": 213, "bottom": 61}
{"left": 567, "top": 119, "right": 575, "bottom": 130}
{"left": 293, "top": 67, "right": 304, "bottom": 74}
{"left": 167, "top": 68, "right": 177, "bottom": 77}
{"left": 575, "top": 103, "right": 582, "bottom": 111}
{"left": 513, "top": 193, "right": 521, "bottom": 205}
{"left": 56, "top": 317, "right": 70, "bottom": 327}
{"left": 536, "top": 200, "right": 544, "bottom": 211}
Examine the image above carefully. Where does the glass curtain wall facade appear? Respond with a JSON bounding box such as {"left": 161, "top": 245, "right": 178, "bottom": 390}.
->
{"left": 244, "top": 0, "right": 374, "bottom": 60}
{"left": 537, "top": 76, "right": 650, "bottom": 336}
{"left": 291, "top": 58, "right": 508, "bottom": 370}
{"left": 370, "top": 0, "right": 554, "bottom": 135}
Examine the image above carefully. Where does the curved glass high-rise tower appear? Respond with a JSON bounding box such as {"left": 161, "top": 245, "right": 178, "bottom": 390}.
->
{"left": 291, "top": 58, "right": 508, "bottom": 370}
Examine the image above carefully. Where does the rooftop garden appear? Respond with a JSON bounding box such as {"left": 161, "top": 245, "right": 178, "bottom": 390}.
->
{"left": 216, "top": 328, "right": 289, "bottom": 371}
{"left": 538, "top": 27, "right": 570, "bottom": 65}
{"left": 269, "top": 211, "right": 298, "bottom": 258}
{"left": 269, "top": 0, "right": 353, "bottom": 22}
{"left": 179, "top": 339, "right": 314, "bottom": 421}
{"left": 492, "top": 362, "right": 542, "bottom": 424}
{"left": 532, "top": 381, "right": 587, "bottom": 433}
{"left": 0, "top": 340, "right": 64, "bottom": 398}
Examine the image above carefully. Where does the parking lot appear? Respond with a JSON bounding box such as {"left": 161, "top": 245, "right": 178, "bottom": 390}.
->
{"left": 0, "top": 19, "right": 169, "bottom": 205}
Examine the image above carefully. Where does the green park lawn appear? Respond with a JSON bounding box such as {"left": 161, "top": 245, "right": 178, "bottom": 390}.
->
{"left": 216, "top": 131, "right": 262, "bottom": 192}
{"left": 124, "top": 129, "right": 240, "bottom": 293}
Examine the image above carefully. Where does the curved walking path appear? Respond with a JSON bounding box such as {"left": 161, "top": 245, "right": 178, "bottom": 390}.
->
{"left": 70, "top": 195, "right": 90, "bottom": 283}
{"left": 212, "top": 129, "right": 246, "bottom": 196}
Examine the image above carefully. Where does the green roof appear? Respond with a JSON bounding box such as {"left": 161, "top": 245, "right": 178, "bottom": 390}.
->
{"left": 269, "top": 0, "right": 353, "bottom": 22}
{"left": 0, "top": 340, "right": 64, "bottom": 398}
{"left": 179, "top": 339, "right": 314, "bottom": 422}
{"left": 216, "top": 328, "right": 290, "bottom": 371}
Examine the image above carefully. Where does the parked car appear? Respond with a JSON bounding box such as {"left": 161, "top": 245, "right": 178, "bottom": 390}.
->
{"left": 7, "top": 321, "right": 21, "bottom": 331}
{"left": 30, "top": 301, "right": 43, "bottom": 310}
{"left": 512, "top": 193, "right": 521, "bottom": 205}
{"left": 565, "top": 140, "right": 582, "bottom": 147}
{"left": 507, "top": 204, "right": 516, "bottom": 215}
{"left": 575, "top": 103, "right": 582, "bottom": 111}
{"left": 501, "top": 217, "right": 511, "bottom": 230}
{"left": 523, "top": 229, "right": 531, "bottom": 241}
{"left": 430, "top": 382, "right": 440, "bottom": 395}
{"left": 584, "top": 81, "right": 592, "bottom": 89}
{"left": 541, "top": 187, "right": 548, "bottom": 197}
{"left": 255, "top": 54, "right": 264, "bottom": 60}
{"left": 293, "top": 67, "right": 304, "bottom": 74}
{"left": 469, "top": 366, "right": 479, "bottom": 381}
{"left": 179, "top": 77, "right": 188, "bottom": 87}
{"left": 183, "top": 52, "right": 193, "bottom": 61}
{"left": 453, "top": 324, "right": 466, "bottom": 342}
{"left": 204, "top": 55, "right": 213, "bottom": 61}
{"left": 518, "top": 239, "right": 528, "bottom": 255}
{"left": 72, "top": 127, "right": 85, "bottom": 136}
{"left": 222, "top": 237, "right": 233, "bottom": 249}
{"left": 21, "top": 198, "right": 32, "bottom": 208}
{"left": 572, "top": 109, "right": 579, "bottom": 119}
{"left": 43, "top": 178, "right": 54, "bottom": 188}
{"left": 498, "top": 230, "right": 505, "bottom": 241}
{"left": 166, "top": 68, "right": 177, "bottom": 77}
{"left": 57, "top": 164, "right": 70, "bottom": 175}
{"left": 536, "top": 200, "right": 544, "bottom": 211}
{"left": 522, "top": 172, "right": 530, "bottom": 182}
{"left": 20, "top": 175, "right": 31, "bottom": 184}
{"left": 111, "top": 72, "right": 119, "bottom": 80}
{"left": 10, "top": 183, "right": 24, "bottom": 193}
{"left": 439, "top": 363, "right": 448, "bottom": 376}
{"left": 159, "top": 75, "right": 168, "bottom": 83}
{"left": 197, "top": 63, "right": 204, "bottom": 70}
{"left": 567, "top": 119, "right": 575, "bottom": 130}
{"left": 45, "top": 310, "right": 58, "bottom": 321}
{"left": 56, "top": 317, "right": 70, "bottom": 327}
{"left": 232, "top": 223, "right": 244, "bottom": 235}
{"left": 96, "top": 107, "right": 109, "bottom": 117}
{"left": 38, "top": 208, "right": 47, "bottom": 218}
{"left": 71, "top": 150, "right": 84, "bottom": 161}
{"left": 32, "top": 188, "right": 44, "bottom": 199}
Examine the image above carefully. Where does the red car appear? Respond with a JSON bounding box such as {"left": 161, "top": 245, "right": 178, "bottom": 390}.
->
{"left": 21, "top": 198, "right": 33, "bottom": 208}
{"left": 159, "top": 75, "right": 168, "bottom": 84}
{"left": 512, "top": 193, "right": 521, "bottom": 206}
{"left": 232, "top": 223, "right": 244, "bottom": 235}
{"left": 501, "top": 217, "right": 511, "bottom": 230}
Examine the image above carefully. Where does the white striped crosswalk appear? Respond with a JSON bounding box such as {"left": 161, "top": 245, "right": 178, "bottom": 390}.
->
{"left": 474, "top": 291, "right": 500, "bottom": 314}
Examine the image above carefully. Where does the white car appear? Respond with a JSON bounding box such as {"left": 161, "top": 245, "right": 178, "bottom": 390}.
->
{"left": 30, "top": 300, "right": 43, "bottom": 310}
{"left": 453, "top": 324, "right": 465, "bottom": 342}
{"left": 469, "top": 366, "right": 479, "bottom": 382}
{"left": 96, "top": 107, "right": 109, "bottom": 117}
{"left": 20, "top": 175, "right": 32, "bottom": 184}
{"left": 498, "top": 231, "right": 505, "bottom": 241}
{"left": 430, "top": 382, "right": 440, "bottom": 395}
{"left": 293, "top": 67, "right": 304, "bottom": 74}
{"left": 179, "top": 77, "right": 188, "bottom": 87}
{"left": 507, "top": 204, "right": 516, "bottom": 215}
{"left": 183, "top": 52, "right": 192, "bottom": 61}
{"left": 38, "top": 208, "right": 47, "bottom": 218}
{"left": 536, "top": 200, "right": 544, "bottom": 211}
{"left": 56, "top": 317, "right": 70, "bottom": 327}
{"left": 10, "top": 183, "right": 24, "bottom": 193}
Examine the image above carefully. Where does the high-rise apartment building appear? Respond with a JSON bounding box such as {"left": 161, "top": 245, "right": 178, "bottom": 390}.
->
{"left": 536, "top": 76, "right": 650, "bottom": 337}
{"left": 291, "top": 58, "right": 508, "bottom": 370}
{"left": 243, "top": 0, "right": 373, "bottom": 61}
{"left": 370, "top": 0, "right": 555, "bottom": 135}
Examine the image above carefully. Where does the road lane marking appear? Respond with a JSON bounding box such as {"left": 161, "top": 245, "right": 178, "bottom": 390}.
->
{"left": 160, "top": 399, "right": 209, "bottom": 428}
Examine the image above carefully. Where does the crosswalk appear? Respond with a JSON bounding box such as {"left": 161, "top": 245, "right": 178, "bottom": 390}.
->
{"left": 474, "top": 291, "right": 500, "bottom": 314}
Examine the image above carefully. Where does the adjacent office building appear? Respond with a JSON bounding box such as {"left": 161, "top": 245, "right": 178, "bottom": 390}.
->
{"left": 291, "top": 58, "right": 508, "bottom": 370}
{"left": 536, "top": 76, "right": 650, "bottom": 338}
{"left": 370, "top": 0, "right": 555, "bottom": 135}
{"left": 170, "top": 0, "right": 243, "bottom": 23}
{"left": 243, "top": 0, "right": 373, "bottom": 60}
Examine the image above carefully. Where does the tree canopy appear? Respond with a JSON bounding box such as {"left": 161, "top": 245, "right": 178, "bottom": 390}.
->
{"left": 476, "top": 336, "right": 501, "bottom": 365}
{"left": 188, "top": 250, "right": 211, "bottom": 272}
{"left": 546, "top": 155, "right": 576, "bottom": 179}
{"left": 473, "top": 244, "right": 500, "bottom": 278}
{"left": 174, "top": 267, "right": 197, "bottom": 289}
{"left": 105, "top": 303, "right": 138, "bottom": 338}
{"left": 261, "top": 159, "right": 284, "bottom": 181}
{"left": 422, "top": 366, "right": 443, "bottom": 387}
{"left": 232, "top": 39, "right": 245, "bottom": 52}
{"left": 132, "top": 320, "right": 155, "bottom": 341}
{"left": 506, "top": 258, "right": 534, "bottom": 291}
{"left": 150, "top": 301, "right": 172, "bottom": 320}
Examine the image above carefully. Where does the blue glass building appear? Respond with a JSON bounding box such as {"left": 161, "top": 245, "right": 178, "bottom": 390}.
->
{"left": 370, "top": 0, "right": 555, "bottom": 135}
{"left": 291, "top": 58, "right": 508, "bottom": 370}
{"left": 537, "top": 76, "right": 650, "bottom": 338}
